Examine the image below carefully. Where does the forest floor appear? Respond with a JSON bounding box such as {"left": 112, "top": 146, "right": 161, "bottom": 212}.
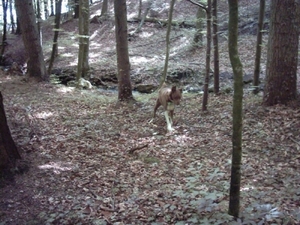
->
{"left": 1, "top": 0, "right": 300, "bottom": 224}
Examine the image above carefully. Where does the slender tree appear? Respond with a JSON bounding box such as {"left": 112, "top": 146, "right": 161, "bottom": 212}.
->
{"left": 9, "top": 0, "right": 15, "bottom": 33}
{"left": 44, "top": 0, "right": 49, "bottom": 19}
{"left": 0, "top": 91, "right": 21, "bottom": 172}
{"left": 263, "top": 0, "right": 298, "bottom": 105}
{"left": 193, "top": 7, "right": 205, "bottom": 45}
{"left": 74, "top": 0, "right": 79, "bottom": 18}
{"left": 228, "top": 0, "right": 243, "bottom": 218}
{"left": 76, "top": 0, "right": 90, "bottom": 81}
{"left": 202, "top": 0, "right": 211, "bottom": 111}
{"left": 114, "top": 0, "right": 134, "bottom": 101}
{"left": 252, "top": 0, "right": 265, "bottom": 94}
{"left": 50, "top": 0, "right": 54, "bottom": 16}
{"left": 48, "top": 0, "right": 63, "bottom": 75}
{"left": 15, "top": 0, "right": 49, "bottom": 81}
{"left": 212, "top": 0, "right": 219, "bottom": 94}
{"left": 159, "top": 0, "right": 176, "bottom": 87}
{"left": 0, "top": 0, "right": 8, "bottom": 64}
{"left": 100, "top": 0, "right": 108, "bottom": 18}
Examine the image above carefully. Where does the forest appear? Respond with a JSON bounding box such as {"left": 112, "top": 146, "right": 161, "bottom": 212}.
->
{"left": 0, "top": 0, "right": 299, "bottom": 224}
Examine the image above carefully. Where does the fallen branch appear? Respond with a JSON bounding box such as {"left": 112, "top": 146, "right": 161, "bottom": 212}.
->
{"left": 128, "top": 144, "right": 148, "bottom": 154}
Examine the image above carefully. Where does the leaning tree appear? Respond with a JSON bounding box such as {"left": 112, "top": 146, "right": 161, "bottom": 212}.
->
{"left": 0, "top": 92, "right": 21, "bottom": 172}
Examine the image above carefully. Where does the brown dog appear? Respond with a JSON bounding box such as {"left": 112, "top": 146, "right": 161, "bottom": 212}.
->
{"left": 153, "top": 85, "right": 182, "bottom": 132}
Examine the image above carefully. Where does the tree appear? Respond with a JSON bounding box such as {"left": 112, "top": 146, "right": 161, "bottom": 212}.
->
{"left": 252, "top": 0, "right": 265, "bottom": 94}
{"left": 48, "top": 0, "right": 63, "bottom": 74}
{"left": 15, "top": 0, "right": 49, "bottom": 82}
{"left": 212, "top": 0, "right": 219, "bottom": 94}
{"left": 0, "top": 92, "right": 21, "bottom": 172}
{"left": 159, "top": 0, "right": 176, "bottom": 87}
{"left": 100, "top": 0, "right": 108, "bottom": 18}
{"left": 50, "top": 0, "right": 54, "bottom": 16}
{"left": 74, "top": 0, "right": 79, "bottom": 18}
{"left": 0, "top": 0, "right": 9, "bottom": 64}
{"left": 76, "top": 0, "right": 90, "bottom": 81}
{"left": 9, "top": 0, "right": 15, "bottom": 33}
{"left": 193, "top": 7, "right": 205, "bottom": 45}
{"left": 114, "top": 0, "right": 134, "bottom": 101}
{"left": 201, "top": 0, "right": 211, "bottom": 111}
{"left": 263, "top": 0, "right": 298, "bottom": 105}
{"left": 227, "top": 0, "right": 243, "bottom": 218}
{"left": 44, "top": 0, "right": 49, "bottom": 19}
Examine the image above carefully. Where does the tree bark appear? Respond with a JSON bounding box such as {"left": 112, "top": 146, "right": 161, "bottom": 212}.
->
{"left": 202, "top": 0, "right": 211, "bottom": 111}
{"left": 263, "top": 0, "right": 298, "bottom": 105}
{"left": 114, "top": 0, "right": 134, "bottom": 101}
{"left": 48, "top": 0, "right": 63, "bottom": 74}
{"left": 15, "top": 0, "right": 49, "bottom": 82}
{"left": 76, "top": 0, "right": 90, "bottom": 80}
{"left": 0, "top": 92, "right": 21, "bottom": 171}
{"left": 159, "top": 0, "right": 176, "bottom": 88}
{"left": 252, "top": 0, "right": 265, "bottom": 94}
{"left": 212, "top": 0, "right": 219, "bottom": 94}
{"left": 100, "top": 0, "right": 108, "bottom": 18}
{"left": 228, "top": 0, "right": 243, "bottom": 218}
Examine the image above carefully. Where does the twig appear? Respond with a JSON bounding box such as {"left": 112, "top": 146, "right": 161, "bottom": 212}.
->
{"left": 128, "top": 144, "right": 148, "bottom": 154}
{"left": 289, "top": 137, "right": 300, "bottom": 146}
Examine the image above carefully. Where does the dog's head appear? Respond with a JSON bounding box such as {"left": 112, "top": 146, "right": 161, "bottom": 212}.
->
{"left": 170, "top": 86, "right": 182, "bottom": 105}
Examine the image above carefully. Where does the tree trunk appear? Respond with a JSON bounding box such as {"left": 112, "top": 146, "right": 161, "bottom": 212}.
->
{"left": 48, "top": 0, "right": 63, "bottom": 74}
{"left": 0, "top": 91, "right": 21, "bottom": 171}
{"left": 252, "top": 0, "right": 265, "bottom": 94}
{"left": 74, "top": 0, "right": 79, "bottom": 18}
{"left": 114, "top": 0, "right": 134, "bottom": 101}
{"left": 9, "top": 0, "right": 15, "bottom": 33}
{"left": 100, "top": 0, "right": 108, "bottom": 18}
{"left": 50, "top": 0, "right": 54, "bottom": 16}
{"left": 44, "top": 0, "right": 49, "bottom": 19}
{"left": 159, "top": 0, "right": 176, "bottom": 88}
{"left": 263, "top": 0, "right": 298, "bottom": 105}
{"left": 76, "top": 0, "right": 90, "bottom": 80}
{"left": 202, "top": 0, "right": 211, "bottom": 111}
{"left": 15, "top": 0, "right": 49, "bottom": 82}
{"left": 0, "top": 0, "right": 8, "bottom": 65}
{"left": 212, "top": 0, "right": 219, "bottom": 94}
{"left": 193, "top": 8, "right": 205, "bottom": 45}
{"left": 228, "top": 0, "right": 243, "bottom": 218}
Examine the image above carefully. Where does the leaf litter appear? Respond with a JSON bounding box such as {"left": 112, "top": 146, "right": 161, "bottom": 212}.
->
{"left": 0, "top": 77, "right": 299, "bottom": 225}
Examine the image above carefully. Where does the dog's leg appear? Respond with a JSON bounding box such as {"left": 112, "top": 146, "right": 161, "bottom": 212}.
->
{"left": 164, "top": 111, "right": 173, "bottom": 131}
{"left": 153, "top": 99, "right": 161, "bottom": 118}
{"left": 169, "top": 110, "right": 174, "bottom": 126}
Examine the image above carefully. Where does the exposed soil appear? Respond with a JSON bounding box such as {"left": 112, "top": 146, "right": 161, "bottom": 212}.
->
{"left": 1, "top": 1, "right": 300, "bottom": 224}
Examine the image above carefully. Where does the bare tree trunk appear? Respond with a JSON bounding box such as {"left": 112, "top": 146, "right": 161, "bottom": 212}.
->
{"left": 43, "top": 0, "right": 49, "bottom": 19}
{"left": 48, "top": 0, "right": 63, "bottom": 75}
{"left": 114, "top": 0, "right": 134, "bottom": 101}
{"left": 202, "top": 0, "right": 211, "bottom": 111}
{"left": 252, "top": 0, "right": 265, "bottom": 94}
{"left": 212, "top": 0, "right": 219, "bottom": 94}
{"left": 9, "top": 0, "right": 15, "bottom": 33}
{"left": 100, "top": 0, "right": 108, "bottom": 18}
{"left": 76, "top": 0, "right": 90, "bottom": 81}
{"left": 0, "top": 91, "right": 21, "bottom": 171}
{"left": 263, "top": 0, "right": 298, "bottom": 105}
{"left": 15, "top": 0, "right": 49, "bottom": 82}
{"left": 159, "top": 0, "right": 176, "bottom": 88}
{"left": 0, "top": 0, "right": 8, "bottom": 64}
{"left": 193, "top": 8, "right": 205, "bottom": 45}
{"left": 228, "top": 0, "right": 243, "bottom": 218}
